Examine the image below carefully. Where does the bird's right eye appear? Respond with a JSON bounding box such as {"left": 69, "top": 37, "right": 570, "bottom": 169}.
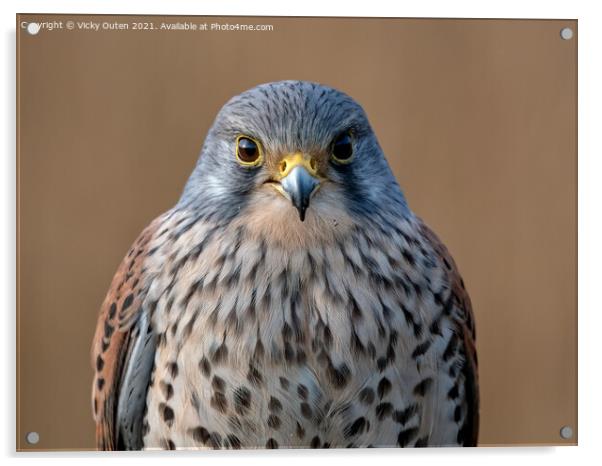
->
{"left": 236, "top": 136, "right": 263, "bottom": 166}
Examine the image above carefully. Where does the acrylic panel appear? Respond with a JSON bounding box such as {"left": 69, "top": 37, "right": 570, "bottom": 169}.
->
{"left": 16, "top": 15, "right": 577, "bottom": 451}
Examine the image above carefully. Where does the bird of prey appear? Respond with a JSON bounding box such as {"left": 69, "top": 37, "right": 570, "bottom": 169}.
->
{"left": 91, "top": 80, "right": 478, "bottom": 450}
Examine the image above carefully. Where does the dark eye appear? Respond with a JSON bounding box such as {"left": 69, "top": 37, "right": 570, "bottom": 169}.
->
{"left": 331, "top": 132, "right": 354, "bottom": 163}
{"left": 236, "top": 136, "right": 262, "bottom": 166}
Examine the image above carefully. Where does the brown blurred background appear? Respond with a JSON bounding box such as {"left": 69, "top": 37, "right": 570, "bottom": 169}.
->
{"left": 16, "top": 15, "right": 577, "bottom": 450}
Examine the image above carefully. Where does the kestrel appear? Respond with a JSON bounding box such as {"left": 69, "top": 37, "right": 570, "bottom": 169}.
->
{"left": 92, "top": 81, "right": 478, "bottom": 450}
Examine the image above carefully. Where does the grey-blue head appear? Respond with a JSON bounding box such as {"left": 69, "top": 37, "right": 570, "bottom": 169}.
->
{"left": 179, "top": 81, "right": 408, "bottom": 239}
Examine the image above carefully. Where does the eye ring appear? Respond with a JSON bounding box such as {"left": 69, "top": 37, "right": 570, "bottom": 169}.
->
{"left": 330, "top": 131, "right": 354, "bottom": 164}
{"left": 236, "top": 135, "right": 263, "bottom": 167}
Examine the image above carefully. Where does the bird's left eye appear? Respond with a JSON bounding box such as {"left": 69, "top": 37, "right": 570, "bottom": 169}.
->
{"left": 331, "top": 132, "right": 354, "bottom": 164}
{"left": 236, "top": 136, "right": 263, "bottom": 166}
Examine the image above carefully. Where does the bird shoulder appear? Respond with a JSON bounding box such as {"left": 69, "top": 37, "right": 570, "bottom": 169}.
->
{"left": 416, "top": 217, "right": 479, "bottom": 446}
{"left": 90, "top": 214, "right": 167, "bottom": 450}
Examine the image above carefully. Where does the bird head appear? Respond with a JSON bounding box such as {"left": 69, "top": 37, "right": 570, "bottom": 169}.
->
{"left": 180, "top": 81, "right": 407, "bottom": 244}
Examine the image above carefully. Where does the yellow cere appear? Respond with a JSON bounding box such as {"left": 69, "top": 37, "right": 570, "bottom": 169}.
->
{"left": 278, "top": 153, "right": 318, "bottom": 179}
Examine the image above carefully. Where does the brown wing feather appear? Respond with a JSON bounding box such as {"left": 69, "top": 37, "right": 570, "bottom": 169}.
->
{"left": 417, "top": 218, "right": 480, "bottom": 446}
{"left": 91, "top": 217, "right": 163, "bottom": 450}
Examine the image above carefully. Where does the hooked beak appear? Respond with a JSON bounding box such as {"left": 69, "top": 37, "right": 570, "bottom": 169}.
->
{"left": 281, "top": 166, "right": 319, "bottom": 221}
{"left": 275, "top": 153, "right": 320, "bottom": 221}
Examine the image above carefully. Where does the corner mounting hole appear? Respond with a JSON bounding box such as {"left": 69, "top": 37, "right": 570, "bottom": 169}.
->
{"left": 26, "top": 431, "right": 40, "bottom": 445}
{"left": 560, "top": 27, "right": 573, "bottom": 40}
{"left": 559, "top": 425, "right": 573, "bottom": 439}
{"left": 26, "top": 23, "right": 41, "bottom": 35}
